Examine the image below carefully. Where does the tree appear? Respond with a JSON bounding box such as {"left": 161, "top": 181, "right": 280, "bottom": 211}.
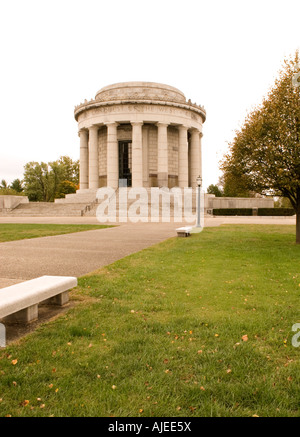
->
{"left": 218, "top": 173, "right": 254, "bottom": 198}
{"left": 206, "top": 184, "right": 223, "bottom": 197}
{"left": 23, "top": 162, "right": 52, "bottom": 201}
{"left": 23, "top": 156, "right": 79, "bottom": 201}
{"left": 221, "top": 51, "right": 300, "bottom": 243}
{"left": 10, "top": 179, "right": 23, "bottom": 193}
{"left": 0, "top": 179, "right": 8, "bottom": 189}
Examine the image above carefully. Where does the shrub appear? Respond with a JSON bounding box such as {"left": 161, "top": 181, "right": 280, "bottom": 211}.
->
{"left": 212, "top": 208, "right": 295, "bottom": 216}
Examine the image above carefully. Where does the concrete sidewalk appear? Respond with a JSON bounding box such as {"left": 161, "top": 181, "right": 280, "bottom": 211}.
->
{"left": 0, "top": 216, "right": 295, "bottom": 288}
{"left": 0, "top": 221, "right": 188, "bottom": 287}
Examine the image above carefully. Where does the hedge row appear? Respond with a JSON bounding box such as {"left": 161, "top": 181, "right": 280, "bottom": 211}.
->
{"left": 212, "top": 208, "right": 295, "bottom": 216}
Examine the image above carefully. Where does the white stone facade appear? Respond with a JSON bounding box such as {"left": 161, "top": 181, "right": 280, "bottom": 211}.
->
{"left": 74, "top": 82, "right": 206, "bottom": 190}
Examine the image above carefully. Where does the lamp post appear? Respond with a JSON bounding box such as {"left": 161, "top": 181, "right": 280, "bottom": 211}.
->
{"left": 196, "top": 175, "right": 202, "bottom": 228}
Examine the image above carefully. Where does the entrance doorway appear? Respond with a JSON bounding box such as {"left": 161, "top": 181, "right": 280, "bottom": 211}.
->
{"left": 118, "top": 141, "right": 132, "bottom": 187}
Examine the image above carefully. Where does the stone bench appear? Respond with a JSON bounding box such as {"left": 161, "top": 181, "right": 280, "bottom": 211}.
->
{"left": 0, "top": 276, "right": 77, "bottom": 324}
{"left": 176, "top": 226, "right": 192, "bottom": 237}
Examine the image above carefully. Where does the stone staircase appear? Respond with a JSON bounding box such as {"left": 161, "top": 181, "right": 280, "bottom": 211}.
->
{"left": 84, "top": 188, "right": 200, "bottom": 223}
{"left": 0, "top": 202, "right": 88, "bottom": 217}
{"left": 0, "top": 188, "right": 205, "bottom": 222}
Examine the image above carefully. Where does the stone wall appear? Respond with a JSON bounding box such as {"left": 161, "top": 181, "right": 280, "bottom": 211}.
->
{"left": 0, "top": 195, "right": 29, "bottom": 211}
{"left": 206, "top": 195, "right": 274, "bottom": 209}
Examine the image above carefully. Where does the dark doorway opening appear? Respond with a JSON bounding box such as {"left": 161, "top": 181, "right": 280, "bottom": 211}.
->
{"left": 118, "top": 141, "right": 132, "bottom": 187}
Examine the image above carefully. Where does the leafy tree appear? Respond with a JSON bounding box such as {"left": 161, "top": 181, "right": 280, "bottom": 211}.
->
{"left": 221, "top": 51, "right": 300, "bottom": 243}
{"left": 55, "top": 180, "right": 78, "bottom": 198}
{"left": 206, "top": 184, "right": 223, "bottom": 197}
{"left": 219, "top": 173, "right": 255, "bottom": 198}
{"left": 57, "top": 156, "right": 79, "bottom": 184}
{"left": 10, "top": 179, "right": 23, "bottom": 193}
{"left": 23, "top": 156, "right": 79, "bottom": 202}
{"left": 23, "top": 162, "right": 52, "bottom": 201}
{"left": 0, "top": 179, "right": 8, "bottom": 189}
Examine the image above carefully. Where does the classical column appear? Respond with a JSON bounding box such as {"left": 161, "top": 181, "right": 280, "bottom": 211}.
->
{"left": 142, "top": 125, "right": 149, "bottom": 187}
{"left": 157, "top": 122, "right": 168, "bottom": 187}
{"left": 131, "top": 121, "right": 143, "bottom": 187}
{"left": 88, "top": 125, "right": 99, "bottom": 189}
{"left": 106, "top": 122, "right": 119, "bottom": 188}
{"left": 199, "top": 131, "right": 203, "bottom": 180}
{"left": 190, "top": 128, "right": 200, "bottom": 188}
{"left": 178, "top": 125, "right": 189, "bottom": 188}
{"left": 79, "top": 129, "right": 89, "bottom": 190}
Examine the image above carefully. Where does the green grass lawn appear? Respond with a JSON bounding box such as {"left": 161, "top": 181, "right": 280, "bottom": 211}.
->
{"left": 0, "top": 224, "right": 111, "bottom": 242}
{"left": 0, "top": 225, "right": 299, "bottom": 417}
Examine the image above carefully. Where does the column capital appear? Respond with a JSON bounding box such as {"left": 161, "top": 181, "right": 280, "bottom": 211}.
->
{"left": 88, "top": 125, "right": 99, "bottom": 132}
{"left": 105, "top": 121, "right": 119, "bottom": 128}
{"left": 156, "top": 122, "right": 169, "bottom": 128}
{"left": 131, "top": 121, "right": 143, "bottom": 126}
{"left": 78, "top": 128, "right": 88, "bottom": 137}
{"left": 189, "top": 127, "right": 200, "bottom": 133}
{"left": 178, "top": 124, "right": 189, "bottom": 132}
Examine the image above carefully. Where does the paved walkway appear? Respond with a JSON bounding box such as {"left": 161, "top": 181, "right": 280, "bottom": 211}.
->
{"left": 0, "top": 216, "right": 295, "bottom": 288}
{"left": 0, "top": 221, "right": 192, "bottom": 287}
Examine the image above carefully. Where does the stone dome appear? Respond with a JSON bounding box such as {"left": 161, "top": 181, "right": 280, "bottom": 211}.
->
{"left": 95, "top": 82, "right": 187, "bottom": 104}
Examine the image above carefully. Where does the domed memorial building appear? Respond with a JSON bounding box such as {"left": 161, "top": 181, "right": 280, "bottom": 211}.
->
{"left": 74, "top": 82, "right": 206, "bottom": 191}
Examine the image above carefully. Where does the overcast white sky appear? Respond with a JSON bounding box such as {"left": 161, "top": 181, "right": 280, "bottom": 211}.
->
{"left": 0, "top": 0, "right": 299, "bottom": 190}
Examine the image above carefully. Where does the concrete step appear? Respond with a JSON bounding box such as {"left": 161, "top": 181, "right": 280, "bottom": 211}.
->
{"left": 1, "top": 202, "right": 88, "bottom": 217}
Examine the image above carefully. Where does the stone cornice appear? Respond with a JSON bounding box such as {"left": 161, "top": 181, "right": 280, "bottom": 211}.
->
{"left": 74, "top": 99, "right": 206, "bottom": 123}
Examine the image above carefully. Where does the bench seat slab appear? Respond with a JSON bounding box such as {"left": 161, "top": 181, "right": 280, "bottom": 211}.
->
{"left": 0, "top": 276, "right": 77, "bottom": 321}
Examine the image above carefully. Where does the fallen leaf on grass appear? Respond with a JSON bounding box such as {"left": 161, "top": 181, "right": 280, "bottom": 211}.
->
{"left": 20, "top": 400, "right": 29, "bottom": 407}
{"left": 242, "top": 335, "right": 248, "bottom": 342}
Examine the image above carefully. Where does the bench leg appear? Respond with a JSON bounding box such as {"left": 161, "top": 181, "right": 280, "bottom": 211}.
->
{"left": 41, "top": 291, "right": 69, "bottom": 307}
{"left": 4, "top": 304, "right": 38, "bottom": 324}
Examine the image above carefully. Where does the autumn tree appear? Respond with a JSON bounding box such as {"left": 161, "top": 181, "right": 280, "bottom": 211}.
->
{"left": 221, "top": 51, "right": 300, "bottom": 243}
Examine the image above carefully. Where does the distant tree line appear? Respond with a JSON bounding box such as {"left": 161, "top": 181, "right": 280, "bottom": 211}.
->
{"left": 0, "top": 156, "right": 79, "bottom": 202}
